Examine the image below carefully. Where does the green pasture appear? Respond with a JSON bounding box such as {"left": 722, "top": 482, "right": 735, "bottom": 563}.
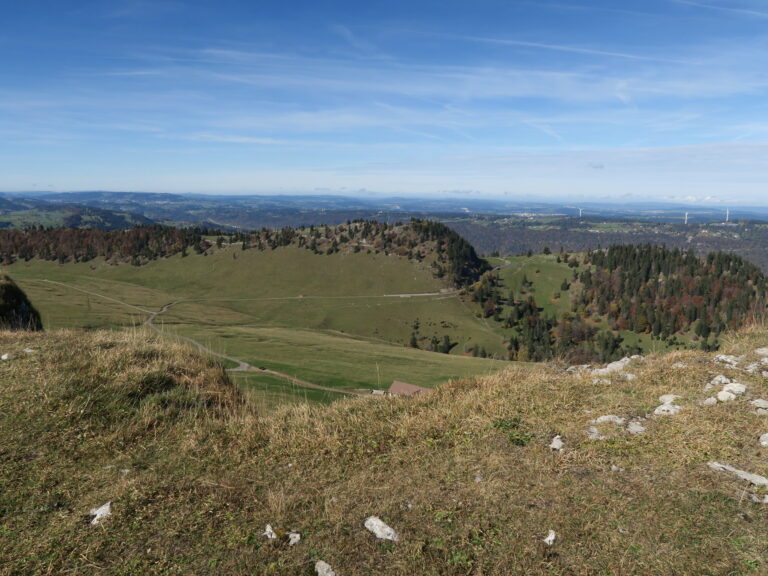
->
{"left": 5, "top": 244, "right": 509, "bottom": 403}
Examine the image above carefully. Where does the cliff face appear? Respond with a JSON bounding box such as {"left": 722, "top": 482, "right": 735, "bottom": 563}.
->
{"left": 0, "top": 273, "right": 42, "bottom": 330}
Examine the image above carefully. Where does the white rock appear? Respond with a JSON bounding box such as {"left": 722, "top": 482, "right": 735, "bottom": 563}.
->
{"left": 592, "top": 415, "right": 626, "bottom": 425}
{"left": 263, "top": 524, "right": 277, "bottom": 539}
{"left": 315, "top": 560, "right": 338, "bottom": 576}
{"left": 710, "top": 375, "right": 732, "bottom": 387}
{"left": 700, "top": 397, "right": 718, "bottom": 407}
{"left": 591, "top": 357, "right": 632, "bottom": 376}
{"left": 288, "top": 532, "right": 301, "bottom": 546}
{"left": 626, "top": 421, "right": 645, "bottom": 435}
{"left": 717, "top": 390, "right": 737, "bottom": 403}
{"left": 22, "top": 348, "right": 35, "bottom": 354}
{"left": 474, "top": 475, "right": 483, "bottom": 483}
{"left": 586, "top": 426, "right": 604, "bottom": 440}
{"left": 714, "top": 354, "right": 742, "bottom": 366}
{"left": 708, "top": 461, "right": 768, "bottom": 487}
{"left": 630, "top": 354, "right": 643, "bottom": 360}
{"left": 567, "top": 364, "right": 591, "bottom": 373}
{"left": 759, "top": 409, "right": 768, "bottom": 416}
{"left": 543, "top": 530, "right": 556, "bottom": 546}
{"left": 623, "top": 373, "right": 637, "bottom": 381}
{"left": 761, "top": 357, "right": 768, "bottom": 366}
{"left": 750, "top": 399, "right": 768, "bottom": 409}
{"left": 610, "top": 465, "right": 625, "bottom": 472}
{"left": 549, "top": 435, "right": 564, "bottom": 451}
{"left": 89, "top": 501, "right": 112, "bottom": 526}
{"left": 592, "top": 378, "right": 610, "bottom": 385}
{"left": 659, "top": 394, "right": 681, "bottom": 404}
{"left": 654, "top": 403, "right": 682, "bottom": 416}
{"left": 750, "top": 494, "right": 768, "bottom": 504}
{"left": 723, "top": 382, "right": 746, "bottom": 395}
{"left": 0, "top": 353, "right": 9, "bottom": 361}
{"left": 760, "top": 433, "right": 768, "bottom": 448}
{"left": 746, "top": 363, "right": 760, "bottom": 374}
{"left": 364, "top": 516, "right": 399, "bottom": 541}
{"left": 671, "top": 362, "right": 687, "bottom": 369}
{"left": 755, "top": 347, "right": 768, "bottom": 357}
{"left": 763, "top": 371, "right": 768, "bottom": 379}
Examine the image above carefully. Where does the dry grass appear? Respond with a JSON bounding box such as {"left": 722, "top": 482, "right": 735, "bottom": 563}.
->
{"left": 1, "top": 327, "right": 767, "bottom": 574}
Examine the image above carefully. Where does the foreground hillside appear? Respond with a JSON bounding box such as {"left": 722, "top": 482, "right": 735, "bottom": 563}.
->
{"left": 2, "top": 328, "right": 768, "bottom": 574}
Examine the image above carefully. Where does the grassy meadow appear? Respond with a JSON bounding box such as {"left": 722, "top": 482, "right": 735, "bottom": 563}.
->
{"left": 2, "top": 326, "right": 767, "bottom": 574}
{"left": 5, "top": 244, "right": 508, "bottom": 402}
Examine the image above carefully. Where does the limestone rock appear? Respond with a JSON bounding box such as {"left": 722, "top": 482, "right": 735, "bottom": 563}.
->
{"left": 89, "top": 501, "right": 112, "bottom": 526}
{"left": 365, "top": 516, "right": 399, "bottom": 541}
{"left": 316, "top": 560, "right": 338, "bottom": 576}
{"left": 717, "top": 390, "right": 737, "bottom": 403}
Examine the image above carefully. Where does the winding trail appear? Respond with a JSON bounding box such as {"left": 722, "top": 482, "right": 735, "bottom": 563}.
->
{"left": 145, "top": 300, "right": 368, "bottom": 396}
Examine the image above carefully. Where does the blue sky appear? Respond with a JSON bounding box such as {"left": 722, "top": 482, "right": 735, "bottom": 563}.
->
{"left": 2, "top": 0, "right": 768, "bottom": 204}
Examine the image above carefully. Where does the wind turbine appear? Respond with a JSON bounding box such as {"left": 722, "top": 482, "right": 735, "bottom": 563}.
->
{"left": 725, "top": 208, "right": 730, "bottom": 223}
{"left": 684, "top": 212, "right": 689, "bottom": 225}
{"left": 578, "top": 207, "right": 584, "bottom": 218}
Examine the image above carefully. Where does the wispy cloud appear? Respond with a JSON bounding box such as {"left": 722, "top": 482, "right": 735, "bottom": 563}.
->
{"left": 672, "top": 0, "right": 768, "bottom": 18}
{"left": 460, "top": 35, "right": 692, "bottom": 64}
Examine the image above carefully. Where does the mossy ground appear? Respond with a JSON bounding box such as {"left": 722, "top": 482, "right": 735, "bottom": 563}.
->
{"left": 1, "top": 327, "right": 767, "bottom": 574}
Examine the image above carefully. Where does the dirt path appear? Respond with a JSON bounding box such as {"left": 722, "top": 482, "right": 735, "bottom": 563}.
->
{"left": 146, "top": 301, "right": 368, "bottom": 396}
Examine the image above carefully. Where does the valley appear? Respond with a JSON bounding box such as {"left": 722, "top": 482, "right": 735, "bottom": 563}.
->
{"left": 6, "top": 237, "right": 507, "bottom": 406}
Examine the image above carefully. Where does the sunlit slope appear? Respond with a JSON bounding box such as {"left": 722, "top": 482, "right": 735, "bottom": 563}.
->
{"left": 7, "top": 245, "right": 509, "bottom": 399}
{"left": 2, "top": 326, "right": 767, "bottom": 574}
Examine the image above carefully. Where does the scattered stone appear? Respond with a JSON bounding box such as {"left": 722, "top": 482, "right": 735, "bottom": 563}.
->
{"left": 755, "top": 347, "right": 768, "bottom": 357}
{"left": 749, "top": 494, "right": 768, "bottom": 504}
{"left": 315, "top": 560, "right": 338, "bottom": 576}
{"left": 263, "top": 525, "right": 277, "bottom": 540}
{"left": 759, "top": 409, "right": 768, "bottom": 416}
{"left": 89, "top": 501, "right": 112, "bottom": 526}
{"left": 474, "top": 475, "right": 483, "bottom": 483}
{"left": 610, "top": 465, "right": 625, "bottom": 472}
{"left": 364, "top": 516, "right": 399, "bottom": 541}
{"left": 592, "top": 415, "right": 626, "bottom": 425}
{"left": 543, "top": 530, "right": 556, "bottom": 546}
{"left": 671, "top": 362, "right": 687, "bottom": 369}
{"left": 586, "top": 426, "right": 604, "bottom": 440}
{"left": 708, "top": 375, "right": 732, "bottom": 390}
{"left": 626, "top": 421, "right": 646, "bottom": 435}
{"left": 630, "top": 354, "right": 643, "bottom": 361}
{"left": 723, "top": 382, "right": 746, "bottom": 395}
{"left": 623, "top": 373, "right": 637, "bottom": 381}
{"left": 592, "top": 378, "right": 611, "bottom": 385}
{"left": 760, "top": 434, "right": 768, "bottom": 448}
{"left": 714, "top": 354, "right": 742, "bottom": 367}
{"left": 750, "top": 399, "right": 768, "bottom": 409}
{"left": 654, "top": 403, "right": 682, "bottom": 416}
{"left": 700, "top": 397, "right": 718, "bottom": 407}
{"left": 708, "top": 461, "right": 768, "bottom": 487}
{"left": 717, "top": 390, "right": 737, "bottom": 403}
{"left": 22, "top": 348, "right": 35, "bottom": 354}
{"left": 1, "top": 353, "right": 9, "bottom": 361}
{"left": 567, "top": 364, "right": 591, "bottom": 373}
{"left": 746, "top": 363, "right": 760, "bottom": 374}
{"left": 763, "top": 371, "right": 768, "bottom": 379}
{"left": 288, "top": 532, "right": 301, "bottom": 546}
{"left": 549, "top": 435, "right": 564, "bottom": 451}
{"left": 653, "top": 394, "right": 683, "bottom": 416}
{"left": 591, "top": 357, "right": 632, "bottom": 376}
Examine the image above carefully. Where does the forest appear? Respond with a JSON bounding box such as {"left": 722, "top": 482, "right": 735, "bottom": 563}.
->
{"left": 469, "top": 245, "right": 768, "bottom": 363}
{"left": 0, "top": 219, "right": 487, "bottom": 287}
